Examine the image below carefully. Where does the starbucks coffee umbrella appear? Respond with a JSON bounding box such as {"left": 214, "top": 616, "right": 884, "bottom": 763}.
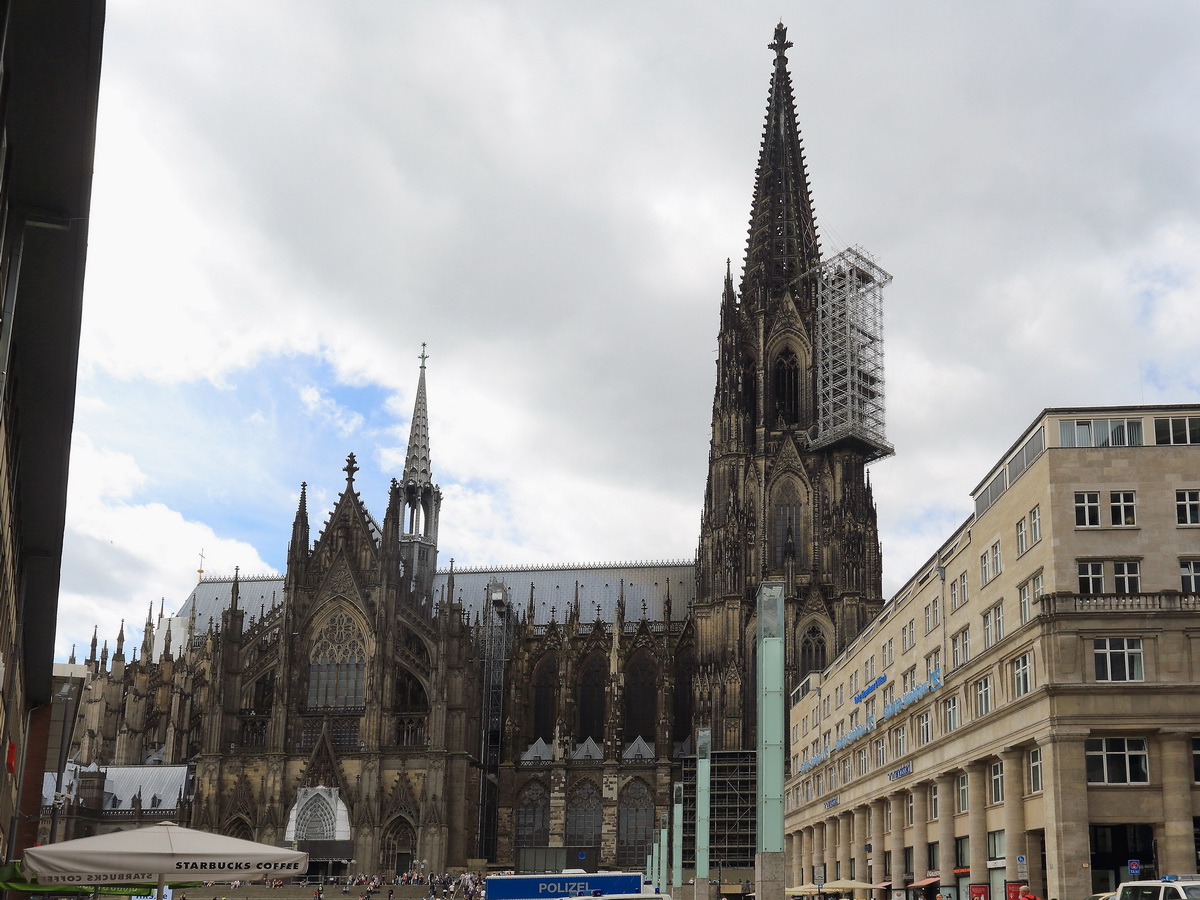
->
{"left": 24, "top": 822, "right": 308, "bottom": 899}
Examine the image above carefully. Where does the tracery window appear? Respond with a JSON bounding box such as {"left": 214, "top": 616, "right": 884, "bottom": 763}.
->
{"left": 623, "top": 651, "right": 657, "bottom": 743}
{"left": 577, "top": 653, "right": 606, "bottom": 743}
{"left": 395, "top": 669, "right": 428, "bottom": 711}
{"left": 617, "top": 779, "right": 655, "bottom": 869}
{"left": 800, "top": 626, "right": 826, "bottom": 678}
{"left": 515, "top": 781, "right": 550, "bottom": 848}
{"left": 565, "top": 780, "right": 603, "bottom": 848}
{"left": 773, "top": 482, "right": 801, "bottom": 569}
{"left": 773, "top": 348, "right": 801, "bottom": 426}
{"left": 296, "top": 794, "right": 335, "bottom": 840}
{"left": 532, "top": 656, "right": 558, "bottom": 744}
{"left": 306, "top": 612, "right": 366, "bottom": 709}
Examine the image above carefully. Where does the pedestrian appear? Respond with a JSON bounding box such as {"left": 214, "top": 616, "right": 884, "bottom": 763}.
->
{"left": 1018, "top": 885, "right": 1041, "bottom": 900}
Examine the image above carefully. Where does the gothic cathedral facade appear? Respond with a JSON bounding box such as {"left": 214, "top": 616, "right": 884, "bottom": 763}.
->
{"left": 60, "top": 23, "right": 888, "bottom": 875}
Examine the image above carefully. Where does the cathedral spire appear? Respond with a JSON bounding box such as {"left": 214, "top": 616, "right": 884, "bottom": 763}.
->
{"left": 402, "top": 344, "right": 434, "bottom": 489}
{"left": 114, "top": 619, "right": 125, "bottom": 661}
{"left": 140, "top": 602, "right": 154, "bottom": 661}
{"left": 743, "top": 21, "right": 821, "bottom": 296}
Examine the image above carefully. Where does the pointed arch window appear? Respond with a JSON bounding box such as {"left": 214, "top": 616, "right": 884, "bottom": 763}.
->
{"left": 773, "top": 482, "right": 801, "bottom": 569}
{"left": 565, "top": 780, "right": 603, "bottom": 848}
{"left": 395, "top": 670, "right": 428, "bottom": 712}
{"left": 800, "top": 626, "right": 826, "bottom": 678}
{"left": 623, "top": 651, "right": 657, "bottom": 744}
{"left": 577, "top": 653, "right": 607, "bottom": 744}
{"left": 617, "top": 779, "right": 655, "bottom": 869}
{"left": 306, "top": 613, "right": 366, "bottom": 709}
{"left": 532, "top": 656, "right": 558, "bottom": 744}
{"left": 515, "top": 781, "right": 550, "bottom": 848}
{"left": 773, "top": 348, "right": 801, "bottom": 426}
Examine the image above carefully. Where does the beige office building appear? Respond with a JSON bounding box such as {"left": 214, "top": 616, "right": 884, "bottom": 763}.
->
{"left": 784, "top": 405, "right": 1200, "bottom": 900}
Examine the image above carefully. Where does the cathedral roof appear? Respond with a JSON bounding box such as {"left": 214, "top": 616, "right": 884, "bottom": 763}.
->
{"left": 432, "top": 560, "right": 694, "bottom": 624}
{"left": 44, "top": 762, "right": 189, "bottom": 810}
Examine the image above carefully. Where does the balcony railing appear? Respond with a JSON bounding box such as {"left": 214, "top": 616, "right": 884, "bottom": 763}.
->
{"left": 1039, "top": 591, "right": 1200, "bottom": 614}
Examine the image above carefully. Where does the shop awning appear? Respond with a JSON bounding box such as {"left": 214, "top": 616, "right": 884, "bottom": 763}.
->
{"left": 909, "top": 878, "right": 942, "bottom": 888}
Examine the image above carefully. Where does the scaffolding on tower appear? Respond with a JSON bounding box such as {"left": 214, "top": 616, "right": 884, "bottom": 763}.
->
{"left": 812, "top": 245, "right": 893, "bottom": 462}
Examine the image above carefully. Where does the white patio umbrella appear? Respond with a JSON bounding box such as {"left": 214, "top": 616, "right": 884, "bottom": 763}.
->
{"left": 24, "top": 822, "right": 308, "bottom": 898}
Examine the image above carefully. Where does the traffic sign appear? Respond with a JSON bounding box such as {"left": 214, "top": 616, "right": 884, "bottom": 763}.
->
{"left": 1129, "top": 860, "right": 1141, "bottom": 876}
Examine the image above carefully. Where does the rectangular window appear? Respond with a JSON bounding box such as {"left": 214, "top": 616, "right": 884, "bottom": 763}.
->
{"left": 1110, "top": 490, "right": 1137, "bottom": 526}
{"left": 1018, "top": 581, "right": 1032, "bottom": 624}
{"left": 883, "top": 683, "right": 895, "bottom": 707}
{"left": 917, "top": 711, "right": 931, "bottom": 745}
{"left": 956, "top": 773, "right": 969, "bottom": 813}
{"left": 1085, "top": 737, "right": 1149, "bottom": 784}
{"left": 902, "top": 668, "right": 915, "bottom": 693}
{"left": 1178, "top": 490, "right": 1200, "bottom": 525}
{"left": 1029, "top": 747, "right": 1043, "bottom": 793}
{"left": 980, "top": 551, "right": 990, "bottom": 585}
{"left": 902, "top": 619, "right": 915, "bottom": 650}
{"left": 992, "top": 541, "right": 1003, "bottom": 578}
{"left": 929, "top": 782, "right": 939, "bottom": 820}
{"left": 960, "top": 572, "right": 969, "bottom": 606}
{"left": 1154, "top": 415, "right": 1200, "bottom": 445}
{"left": 894, "top": 725, "right": 907, "bottom": 757}
{"left": 950, "top": 579, "right": 959, "bottom": 610}
{"left": 857, "top": 747, "right": 868, "bottom": 776}
{"left": 1063, "top": 417, "right": 1144, "bottom": 447}
{"left": 987, "top": 829, "right": 1006, "bottom": 860}
{"left": 944, "top": 696, "right": 959, "bottom": 732}
{"left": 1183, "top": 560, "right": 1200, "bottom": 593}
{"left": 842, "top": 756, "right": 852, "bottom": 784}
{"left": 875, "top": 738, "right": 886, "bottom": 768}
{"left": 864, "top": 655, "right": 876, "bottom": 680}
{"left": 1094, "top": 637, "right": 1143, "bottom": 681}
{"left": 924, "top": 603, "right": 933, "bottom": 633}
{"left": 1114, "top": 561, "right": 1141, "bottom": 594}
{"left": 836, "top": 684, "right": 845, "bottom": 707}
{"left": 1029, "top": 505, "right": 1041, "bottom": 543}
{"left": 974, "top": 676, "right": 992, "bottom": 716}
{"left": 983, "top": 603, "right": 1004, "bottom": 648}
{"left": 928, "top": 842, "right": 940, "bottom": 872}
{"left": 1075, "top": 491, "right": 1101, "bottom": 527}
{"left": 905, "top": 792, "right": 915, "bottom": 826}
{"left": 925, "top": 648, "right": 941, "bottom": 679}
{"left": 1012, "top": 653, "right": 1031, "bottom": 697}
{"left": 1078, "top": 561, "right": 1104, "bottom": 593}
{"left": 989, "top": 761, "right": 1004, "bottom": 804}
{"left": 1016, "top": 518, "right": 1028, "bottom": 555}
{"left": 951, "top": 629, "right": 970, "bottom": 667}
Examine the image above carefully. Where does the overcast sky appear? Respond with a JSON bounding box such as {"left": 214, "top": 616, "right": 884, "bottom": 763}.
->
{"left": 57, "top": 1, "right": 1200, "bottom": 661}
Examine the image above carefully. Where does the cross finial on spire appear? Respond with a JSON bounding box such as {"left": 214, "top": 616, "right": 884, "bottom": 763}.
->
{"left": 419, "top": 343, "right": 429, "bottom": 368}
{"left": 769, "top": 21, "right": 792, "bottom": 58}
{"left": 344, "top": 452, "right": 359, "bottom": 482}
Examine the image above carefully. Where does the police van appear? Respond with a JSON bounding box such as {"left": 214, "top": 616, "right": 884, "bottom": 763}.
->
{"left": 1115, "top": 875, "right": 1200, "bottom": 900}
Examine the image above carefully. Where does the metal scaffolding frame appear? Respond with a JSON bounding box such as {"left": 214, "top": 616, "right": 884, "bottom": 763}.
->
{"left": 813, "top": 246, "right": 893, "bottom": 462}
{"left": 682, "top": 749, "right": 757, "bottom": 869}
{"left": 477, "top": 577, "right": 515, "bottom": 860}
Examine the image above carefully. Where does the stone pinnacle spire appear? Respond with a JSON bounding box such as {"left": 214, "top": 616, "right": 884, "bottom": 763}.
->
{"left": 402, "top": 343, "right": 434, "bottom": 488}
{"left": 742, "top": 21, "right": 821, "bottom": 296}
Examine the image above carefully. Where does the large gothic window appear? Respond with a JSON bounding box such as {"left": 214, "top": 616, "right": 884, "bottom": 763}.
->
{"left": 565, "top": 780, "right": 603, "bottom": 848}
{"left": 773, "top": 482, "right": 801, "bottom": 569}
{"left": 617, "top": 779, "right": 655, "bottom": 869}
{"left": 395, "top": 670, "right": 428, "bottom": 711}
{"left": 800, "top": 625, "right": 826, "bottom": 677}
{"left": 672, "top": 649, "right": 694, "bottom": 750}
{"left": 623, "top": 651, "right": 657, "bottom": 744}
{"left": 576, "top": 653, "right": 606, "bottom": 744}
{"left": 307, "top": 612, "right": 366, "bottom": 709}
{"left": 515, "top": 781, "right": 550, "bottom": 849}
{"left": 532, "top": 656, "right": 558, "bottom": 744}
{"left": 297, "top": 794, "right": 336, "bottom": 840}
{"left": 773, "top": 348, "right": 800, "bottom": 426}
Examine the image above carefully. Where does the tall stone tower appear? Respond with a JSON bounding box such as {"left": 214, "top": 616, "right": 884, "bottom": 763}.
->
{"left": 694, "top": 23, "right": 892, "bottom": 756}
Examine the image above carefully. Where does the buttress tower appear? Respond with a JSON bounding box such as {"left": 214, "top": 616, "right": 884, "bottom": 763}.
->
{"left": 694, "top": 23, "right": 892, "bottom": 753}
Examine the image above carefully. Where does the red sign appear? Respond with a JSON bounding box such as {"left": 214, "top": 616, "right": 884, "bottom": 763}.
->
{"left": 969, "top": 886, "right": 990, "bottom": 900}
{"left": 1006, "top": 884, "right": 1023, "bottom": 900}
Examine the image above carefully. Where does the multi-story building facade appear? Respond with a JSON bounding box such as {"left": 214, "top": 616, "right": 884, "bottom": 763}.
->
{"left": 784, "top": 405, "right": 1200, "bottom": 900}
{"left": 0, "top": 0, "right": 104, "bottom": 862}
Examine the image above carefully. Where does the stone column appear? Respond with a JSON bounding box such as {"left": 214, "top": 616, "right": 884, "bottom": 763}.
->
{"left": 936, "top": 774, "right": 957, "bottom": 890}
{"left": 1159, "top": 732, "right": 1194, "bottom": 876}
{"left": 911, "top": 783, "right": 929, "bottom": 881}
{"left": 1001, "top": 749, "right": 1027, "bottom": 885}
{"left": 966, "top": 762, "right": 987, "bottom": 890}
{"left": 853, "top": 806, "right": 869, "bottom": 883}
{"left": 813, "top": 821, "right": 827, "bottom": 884}
{"left": 802, "top": 825, "right": 814, "bottom": 884}
{"left": 870, "top": 799, "right": 886, "bottom": 885}
{"left": 1040, "top": 733, "right": 1090, "bottom": 900}
{"left": 838, "top": 811, "right": 853, "bottom": 881}
{"left": 890, "top": 790, "right": 907, "bottom": 886}
{"left": 786, "top": 832, "right": 798, "bottom": 888}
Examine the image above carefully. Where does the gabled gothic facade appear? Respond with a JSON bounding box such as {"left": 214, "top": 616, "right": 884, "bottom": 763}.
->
{"left": 54, "top": 23, "right": 890, "bottom": 875}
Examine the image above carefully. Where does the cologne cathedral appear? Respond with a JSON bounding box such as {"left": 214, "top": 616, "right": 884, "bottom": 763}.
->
{"left": 55, "top": 23, "right": 889, "bottom": 878}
